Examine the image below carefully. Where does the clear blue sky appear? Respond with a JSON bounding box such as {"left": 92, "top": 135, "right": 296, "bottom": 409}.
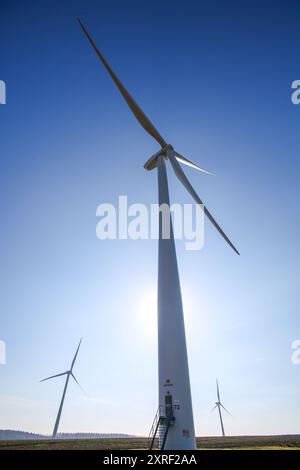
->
{"left": 0, "top": 0, "right": 300, "bottom": 436}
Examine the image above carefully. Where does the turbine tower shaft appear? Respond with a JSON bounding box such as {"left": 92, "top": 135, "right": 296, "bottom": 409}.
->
{"left": 52, "top": 372, "right": 70, "bottom": 438}
{"left": 157, "top": 155, "right": 196, "bottom": 449}
{"left": 217, "top": 404, "right": 225, "bottom": 437}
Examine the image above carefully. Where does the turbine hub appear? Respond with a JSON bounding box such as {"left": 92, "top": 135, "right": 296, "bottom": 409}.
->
{"left": 162, "top": 144, "right": 174, "bottom": 153}
{"left": 144, "top": 144, "right": 174, "bottom": 171}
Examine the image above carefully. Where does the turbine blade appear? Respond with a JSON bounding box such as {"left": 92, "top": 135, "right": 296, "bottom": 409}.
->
{"left": 168, "top": 151, "right": 240, "bottom": 255}
{"left": 71, "top": 338, "right": 82, "bottom": 370}
{"left": 40, "top": 372, "right": 67, "bottom": 382}
{"left": 216, "top": 379, "right": 220, "bottom": 402}
{"left": 220, "top": 404, "right": 233, "bottom": 417}
{"left": 210, "top": 405, "right": 218, "bottom": 413}
{"left": 174, "top": 152, "right": 214, "bottom": 175}
{"left": 71, "top": 372, "right": 86, "bottom": 394}
{"left": 77, "top": 18, "right": 167, "bottom": 149}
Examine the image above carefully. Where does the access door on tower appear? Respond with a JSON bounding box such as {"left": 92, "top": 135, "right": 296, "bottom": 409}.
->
{"left": 165, "top": 393, "right": 173, "bottom": 419}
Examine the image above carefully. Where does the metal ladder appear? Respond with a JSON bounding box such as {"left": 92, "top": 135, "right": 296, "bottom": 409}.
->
{"left": 148, "top": 406, "right": 175, "bottom": 450}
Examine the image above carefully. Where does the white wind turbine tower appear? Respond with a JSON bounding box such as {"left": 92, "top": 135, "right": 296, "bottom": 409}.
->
{"left": 211, "top": 379, "right": 232, "bottom": 437}
{"left": 78, "top": 18, "right": 239, "bottom": 450}
{"left": 41, "top": 339, "right": 83, "bottom": 438}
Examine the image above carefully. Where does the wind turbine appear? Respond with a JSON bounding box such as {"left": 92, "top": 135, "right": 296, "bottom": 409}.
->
{"left": 41, "top": 338, "right": 83, "bottom": 438}
{"left": 211, "top": 379, "right": 232, "bottom": 437}
{"left": 78, "top": 18, "right": 239, "bottom": 450}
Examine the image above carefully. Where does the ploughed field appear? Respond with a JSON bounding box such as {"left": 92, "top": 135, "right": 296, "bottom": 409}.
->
{"left": 0, "top": 435, "right": 300, "bottom": 450}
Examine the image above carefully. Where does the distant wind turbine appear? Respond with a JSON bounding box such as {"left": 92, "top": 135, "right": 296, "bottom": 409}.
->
{"left": 211, "top": 379, "right": 232, "bottom": 437}
{"left": 41, "top": 338, "right": 83, "bottom": 438}
{"left": 78, "top": 18, "right": 239, "bottom": 450}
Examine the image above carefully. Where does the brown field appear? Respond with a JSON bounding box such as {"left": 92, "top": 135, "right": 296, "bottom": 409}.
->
{"left": 0, "top": 435, "right": 300, "bottom": 450}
